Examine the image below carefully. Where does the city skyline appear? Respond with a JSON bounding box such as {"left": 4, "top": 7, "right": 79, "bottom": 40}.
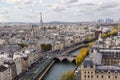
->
{"left": 0, "top": 0, "right": 120, "bottom": 22}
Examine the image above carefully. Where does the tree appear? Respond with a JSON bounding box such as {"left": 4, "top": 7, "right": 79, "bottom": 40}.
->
{"left": 75, "top": 48, "right": 89, "bottom": 65}
{"left": 75, "top": 54, "right": 84, "bottom": 65}
{"left": 47, "top": 44, "right": 52, "bottom": 51}
{"left": 110, "top": 29, "right": 118, "bottom": 36}
{"left": 84, "top": 39, "right": 89, "bottom": 44}
{"left": 89, "top": 42, "right": 94, "bottom": 48}
{"left": 113, "top": 26, "right": 119, "bottom": 30}
{"left": 61, "top": 70, "right": 75, "bottom": 80}
{"left": 88, "top": 36, "right": 93, "bottom": 42}
{"left": 101, "top": 33, "right": 107, "bottom": 38}
{"left": 105, "top": 29, "right": 118, "bottom": 38}
{"left": 18, "top": 43, "right": 28, "bottom": 48}
{"left": 80, "top": 48, "right": 89, "bottom": 58}
{"left": 107, "top": 32, "right": 111, "bottom": 37}
{"left": 41, "top": 44, "right": 52, "bottom": 51}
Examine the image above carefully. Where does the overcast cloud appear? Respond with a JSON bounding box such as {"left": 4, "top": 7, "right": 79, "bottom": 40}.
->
{"left": 0, "top": 0, "right": 120, "bottom": 22}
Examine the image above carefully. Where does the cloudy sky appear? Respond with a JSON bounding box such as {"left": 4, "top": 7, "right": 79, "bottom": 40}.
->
{"left": 0, "top": 0, "right": 120, "bottom": 22}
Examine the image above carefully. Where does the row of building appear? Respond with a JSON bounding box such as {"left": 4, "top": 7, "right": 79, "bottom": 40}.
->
{"left": 75, "top": 30, "right": 120, "bottom": 80}
{"left": 0, "top": 24, "right": 97, "bottom": 51}
{"left": 0, "top": 49, "right": 43, "bottom": 80}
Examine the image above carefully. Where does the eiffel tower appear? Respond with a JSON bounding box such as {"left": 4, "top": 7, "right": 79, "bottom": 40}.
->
{"left": 40, "top": 12, "right": 43, "bottom": 26}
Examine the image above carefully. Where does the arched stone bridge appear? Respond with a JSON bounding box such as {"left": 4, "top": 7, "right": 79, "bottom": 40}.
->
{"left": 54, "top": 55, "right": 76, "bottom": 62}
{"left": 50, "top": 44, "right": 88, "bottom": 62}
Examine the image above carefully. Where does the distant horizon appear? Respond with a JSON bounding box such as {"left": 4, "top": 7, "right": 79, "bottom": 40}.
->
{"left": 0, "top": 19, "right": 119, "bottom": 23}
{"left": 0, "top": 21, "right": 94, "bottom": 23}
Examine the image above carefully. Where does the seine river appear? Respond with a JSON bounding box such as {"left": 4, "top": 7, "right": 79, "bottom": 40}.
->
{"left": 43, "top": 49, "right": 80, "bottom": 80}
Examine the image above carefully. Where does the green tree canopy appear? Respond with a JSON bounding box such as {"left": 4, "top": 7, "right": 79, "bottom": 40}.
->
{"left": 41, "top": 44, "right": 52, "bottom": 51}
{"left": 18, "top": 43, "right": 28, "bottom": 48}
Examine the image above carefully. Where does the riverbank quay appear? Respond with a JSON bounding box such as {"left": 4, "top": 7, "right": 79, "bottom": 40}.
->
{"left": 62, "top": 44, "right": 88, "bottom": 56}
{"left": 38, "top": 60, "right": 54, "bottom": 80}
{"left": 22, "top": 58, "right": 54, "bottom": 80}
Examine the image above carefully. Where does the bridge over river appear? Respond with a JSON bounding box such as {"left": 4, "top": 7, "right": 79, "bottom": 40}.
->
{"left": 54, "top": 55, "right": 76, "bottom": 62}
{"left": 48, "top": 43, "right": 88, "bottom": 62}
{"left": 31, "top": 43, "right": 88, "bottom": 80}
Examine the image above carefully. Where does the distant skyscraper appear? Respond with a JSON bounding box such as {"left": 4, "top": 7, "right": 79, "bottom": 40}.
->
{"left": 97, "top": 19, "right": 104, "bottom": 23}
{"left": 40, "top": 12, "right": 43, "bottom": 25}
{"left": 105, "top": 18, "right": 113, "bottom": 23}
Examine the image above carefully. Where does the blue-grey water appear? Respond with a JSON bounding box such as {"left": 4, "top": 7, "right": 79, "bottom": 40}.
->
{"left": 70, "top": 49, "right": 80, "bottom": 56}
{"left": 43, "top": 49, "right": 80, "bottom": 80}
{"left": 43, "top": 62, "right": 76, "bottom": 80}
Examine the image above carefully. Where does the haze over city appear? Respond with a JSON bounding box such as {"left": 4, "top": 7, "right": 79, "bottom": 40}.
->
{"left": 0, "top": 0, "right": 120, "bottom": 22}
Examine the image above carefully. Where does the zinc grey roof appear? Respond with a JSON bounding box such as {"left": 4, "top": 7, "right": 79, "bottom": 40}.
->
{"left": 83, "top": 58, "right": 94, "bottom": 68}
{"left": 96, "top": 65, "right": 120, "bottom": 72}
{"left": 92, "top": 53, "right": 102, "bottom": 65}
{"left": 0, "top": 65, "right": 8, "bottom": 72}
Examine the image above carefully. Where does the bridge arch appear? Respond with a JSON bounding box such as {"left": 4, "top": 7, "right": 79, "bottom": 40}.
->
{"left": 72, "top": 59, "right": 76, "bottom": 63}
{"left": 62, "top": 58, "right": 69, "bottom": 62}
{"left": 53, "top": 56, "right": 76, "bottom": 62}
{"left": 53, "top": 57, "right": 60, "bottom": 62}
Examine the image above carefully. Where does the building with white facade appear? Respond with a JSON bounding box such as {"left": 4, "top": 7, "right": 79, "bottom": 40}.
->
{"left": 0, "top": 65, "right": 11, "bottom": 80}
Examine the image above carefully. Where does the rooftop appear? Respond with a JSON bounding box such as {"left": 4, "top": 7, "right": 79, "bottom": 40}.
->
{"left": 96, "top": 65, "right": 120, "bottom": 72}
{"left": 0, "top": 65, "right": 7, "bottom": 72}
{"left": 82, "top": 58, "right": 94, "bottom": 68}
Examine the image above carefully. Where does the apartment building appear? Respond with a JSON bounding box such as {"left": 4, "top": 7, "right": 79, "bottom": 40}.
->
{"left": 75, "top": 31, "right": 120, "bottom": 80}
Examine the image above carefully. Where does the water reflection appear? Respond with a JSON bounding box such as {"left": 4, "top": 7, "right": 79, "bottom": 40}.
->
{"left": 43, "top": 62, "right": 76, "bottom": 80}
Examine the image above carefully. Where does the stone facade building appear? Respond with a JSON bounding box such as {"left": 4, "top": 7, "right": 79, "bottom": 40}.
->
{"left": 75, "top": 32, "right": 120, "bottom": 80}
